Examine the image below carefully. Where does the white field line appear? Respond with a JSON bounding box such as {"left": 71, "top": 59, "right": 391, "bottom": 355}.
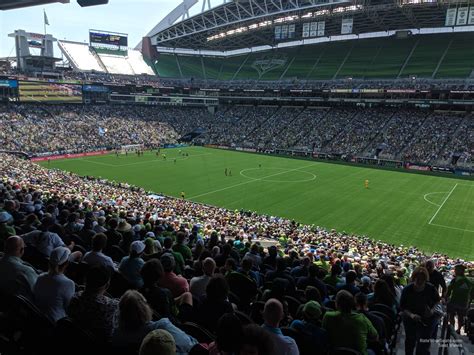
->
{"left": 188, "top": 164, "right": 315, "bottom": 200}
{"left": 80, "top": 153, "right": 212, "bottom": 167}
{"left": 428, "top": 183, "right": 458, "bottom": 225}
{"left": 423, "top": 192, "right": 448, "bottom": 207}
{"left": 429, "top": 223, "right": 474, "bottom": 234}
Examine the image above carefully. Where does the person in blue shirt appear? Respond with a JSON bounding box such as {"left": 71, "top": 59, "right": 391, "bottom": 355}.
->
{"left": 261, "top": 298, "right": 300, "bottom": 355}
{"left": 119, "top": 240, "right": 146, "bottom": 288}
{"left": 336, "top": 270, "right": 361, "bottom": 296}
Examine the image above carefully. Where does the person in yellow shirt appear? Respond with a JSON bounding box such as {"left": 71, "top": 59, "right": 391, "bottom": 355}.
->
{"left": 181, "top": 191, "right": 185, "bottom": 199}
{"left": 364, "top": 179, "right": 369, "bottom": 189}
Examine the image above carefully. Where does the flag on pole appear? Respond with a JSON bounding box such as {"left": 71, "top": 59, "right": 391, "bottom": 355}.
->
{"left": 44, "top": 10, "right": 50, "bottom": 26}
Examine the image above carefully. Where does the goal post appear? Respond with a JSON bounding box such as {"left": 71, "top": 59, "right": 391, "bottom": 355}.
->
{"left": 120, "top": 144, "right": 144, "bottom": 154}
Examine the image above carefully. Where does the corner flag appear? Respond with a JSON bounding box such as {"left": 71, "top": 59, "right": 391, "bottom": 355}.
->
{"left": 44, "top": 10, "right": 50, "bottom": 26}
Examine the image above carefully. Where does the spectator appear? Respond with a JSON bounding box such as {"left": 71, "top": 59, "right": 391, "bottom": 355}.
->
{"left": 336, "top": 270, "right": 360, "bottom": 296}
{"left": 112, "top": 290, "right": 197, "bottom": 353}
{"left": 159, "top": 254, "right": 189, "bottom": 298}
{"left": 368, "top": 279, "right": 398, "bottom": 314}
{"left": 21, "top": 216, "right": 69, "bottom": 258}
{"left": 140, "top": 259, "right": 178, "bottom": 321}
{"left": 83, "top": 233, "right": 115, "bottom": 270}
{"left": 290, "top": 300, "right": 328, "bottom": 354}
{"left": 67, "top": 265, "right": 118, "bottom": 341}
{"left": 208, "top": 313, "right": 243, "bottom": 355}
{"left": 322, "top": 290, "right": 378, "bottom": 355}
{"left": 162, "top": 237, "right": 185, "bottom": 275}
{"left": 446, "top": 264, "right": 473, "bottom": 334}
{"left": 0, "top": 235, "right": 38, "bottom": 300}
{"left": 355, "top": 292, "right": 386, "bottom": 350}
{"left": 240, "top": 324, "right": 275, "bottom": 355}
{"left": 190, "top": 257, "right": 215, "bottom": 298}
{"left": 323, "top": 264, "right": 343, "bottom": 288}
{"left": 400, "top": 266, "right": 440, "bottom": 355}
{"left": 172, "top": 231, "right": 192, "bottom": 262}
{"left": 139, "top": 329, "right": 176, "bottom": 355}
{"left": 119, "top": 240, "right": 146, "bottom": 288}
{"left": 296, "top": 264, "right": 327, "bottom": 299}
{"left": 33, "top": 246, "right": 75, "bottom": 322}
{"left": 425, "top": 260, "right": 447, "bottom": 298}
{"left": 261, "top": 298, "right": 299, "bottom": 355}
{"left": 196, "top": 275, "right": 234, "bottom": 332}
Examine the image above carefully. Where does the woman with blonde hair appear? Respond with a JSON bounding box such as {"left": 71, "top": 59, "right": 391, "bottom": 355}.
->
{"left": 112, "top": 290, "right": 197, "bottom": 354}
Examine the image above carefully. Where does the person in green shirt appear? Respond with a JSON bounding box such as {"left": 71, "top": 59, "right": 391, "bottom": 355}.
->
{"left": 162, "top": 237, "right": 185, "bottom": 275}
{"left": 446, "top": 264, "right": 473, "bottom": 333}
{"left": 172, "top": 231, "right": 192, "bottom": 262}
{"left": 322, "top": 290, "right": 378, "bottom": 355}
{"left": 323, "top": 264, "right": 343, "bottom": 288}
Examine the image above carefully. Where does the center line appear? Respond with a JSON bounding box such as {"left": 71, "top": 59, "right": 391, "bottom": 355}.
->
{"left": 428, "top": 183, "right": 458, "bottom": 225}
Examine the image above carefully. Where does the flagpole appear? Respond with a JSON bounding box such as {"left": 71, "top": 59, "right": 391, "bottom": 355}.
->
{"left": 43, "top": 9, "right": 46, "bottom": 35}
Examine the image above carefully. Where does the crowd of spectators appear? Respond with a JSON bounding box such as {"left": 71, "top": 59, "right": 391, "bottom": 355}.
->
{"left": 0, "top": 105, "right": 178, "bottom": 155}
{"left": 0, "top": 103, "right": 472, "bottom": 167}
{"left": 401, "top": 113, "right": 466, "bottom": 164}
{"left": 0, "top": 152, "right": 473, "bottom": 354}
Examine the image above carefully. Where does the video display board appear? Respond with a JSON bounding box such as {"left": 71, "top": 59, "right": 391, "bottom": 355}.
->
{"left": 89, "top": 31, "right": 128, "bottom": 47}
{"left": 19, "top": 81, "right": 82, "bottom": 103}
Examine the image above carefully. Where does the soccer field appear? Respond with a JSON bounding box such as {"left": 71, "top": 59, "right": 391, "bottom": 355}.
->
{"left": 41, "top": 146, "right": 474, "bottom": 259}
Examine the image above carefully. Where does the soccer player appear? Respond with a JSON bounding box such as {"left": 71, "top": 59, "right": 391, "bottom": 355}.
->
{"left": 229, "top": 169, "right": 232, "bottom": 176}
{"left": 225, "top": 168, "right": 228, "bottom": 176}
{"left": 181, "top": 191, "right": 185, "bottom": 199}
{"left": 163, "top": 154, "right": 166, "bottom": 160}
{"left": 365, "top": 179, "right": 369, "bottom": 189}
{"left": 174, "top": 158, "right": 177, "bottom": 164}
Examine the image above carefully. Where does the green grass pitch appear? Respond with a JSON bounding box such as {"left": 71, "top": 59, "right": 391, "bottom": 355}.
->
{"left": 41, "top": 146, "right": 474, "bottom": 260}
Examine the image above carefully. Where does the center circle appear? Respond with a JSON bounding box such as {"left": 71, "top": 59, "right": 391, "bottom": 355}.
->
{"left": 240, "top": 167, "right": 317, "bottom": 183}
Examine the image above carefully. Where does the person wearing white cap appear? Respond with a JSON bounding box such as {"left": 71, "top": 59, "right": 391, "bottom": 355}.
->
{"left": 119, "top": 240, "right": 146, "bottom": 288}
{"left": 33, "top": 246, "right": 75, "bottom": 322}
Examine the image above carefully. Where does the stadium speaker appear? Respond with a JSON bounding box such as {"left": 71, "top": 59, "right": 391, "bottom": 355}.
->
{"left": 77, "top": 0, "right": 109, "bottom": 7}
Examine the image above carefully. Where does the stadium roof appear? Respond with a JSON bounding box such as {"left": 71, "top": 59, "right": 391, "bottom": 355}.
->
{"left": 0, "top": 0, "right": 69, "bottom": 11}
{"left": 148, "top": 0, "right": 472, "bottom": 51}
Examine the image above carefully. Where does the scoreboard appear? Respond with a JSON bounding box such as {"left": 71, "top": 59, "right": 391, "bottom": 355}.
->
{"left": 89, "top": 30, "right": 128, "bottom": 47}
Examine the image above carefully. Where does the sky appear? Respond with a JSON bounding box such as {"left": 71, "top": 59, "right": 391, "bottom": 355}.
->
{"left": 0, "top": 0, "right": 224, "bottom": 58}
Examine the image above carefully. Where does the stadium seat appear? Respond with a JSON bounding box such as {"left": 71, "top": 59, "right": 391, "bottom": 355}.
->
{"left": 12, "top": 295, "right": 55, "bottom": 353}
{"left": 330, "top": 347, "right": 362, "bottom": 355}
{"left": 178, "top": 322, "right": 215, "bottom": 343}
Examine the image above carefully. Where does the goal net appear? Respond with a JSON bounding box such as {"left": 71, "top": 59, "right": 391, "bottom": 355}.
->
{"left": 120, "top": 144, "right": 144, "bottom": 154}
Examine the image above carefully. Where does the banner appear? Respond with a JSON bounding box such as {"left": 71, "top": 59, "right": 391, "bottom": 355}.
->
{"left": 445, "top": 8, "right": 457, "bottom": 26}
{"left": 317, "top": 21, "right": 325, "bottom": 36}
{"left": 341, "top": 18, "right": 353, "bottom": 35}
{"left": 31, "top": 150, "right": 108, "bottom": 162}
{"left": 405, "top": 163, "right": 431, "bottom": 172}
{"left": 274, "top": 26, "right": 281, "bottom": 40}
{"left": 302, "top": 23, "right": 310, "bottom": 38}
{"left": 288, "top": 24, "right": 295, "bottom": 39}
{"left": 456, "top": 7, "right": 469, "bottom": 25}
{"left": 310, "top": 22, "right": 318, "bottom": 37}
{"left": 469, "top": 7, "right": 474, "bottom": 25}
